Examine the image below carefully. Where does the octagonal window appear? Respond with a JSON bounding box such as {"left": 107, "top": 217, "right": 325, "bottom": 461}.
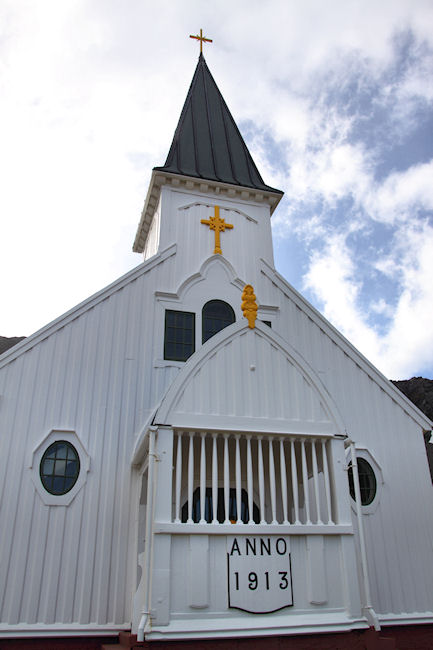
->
{"left": 348, "top": 457, "right": 377, "bottom": 506}
{"left": 39, "top": 440, "right": 80, "bottom": 495}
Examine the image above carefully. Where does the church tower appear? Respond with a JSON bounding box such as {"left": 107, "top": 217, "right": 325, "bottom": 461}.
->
{"left": 133, "top": 51, "right": 282, "bottom": 288}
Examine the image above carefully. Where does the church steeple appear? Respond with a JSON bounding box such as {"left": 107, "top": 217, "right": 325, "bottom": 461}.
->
{"left": 133, "top": 53, "right": 283, "bottom": 255}
{"left": 154, "top": 53, "right": 283, "bottom": 195}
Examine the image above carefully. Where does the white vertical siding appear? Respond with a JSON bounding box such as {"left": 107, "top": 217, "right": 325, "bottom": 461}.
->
{"left": 1, "top": 220, "right": 433, "bottom": 635}
{"left": 260, "top": 269, "right": 433, "bottom": 618}
{"left": 0, "top": 257, "right": 184, "bottom": 630}
{"left": 157, "top": 186, "right": 274, "bottom": 293}
{"left": 166, "top": 327, "right": 337, "bottom": 434}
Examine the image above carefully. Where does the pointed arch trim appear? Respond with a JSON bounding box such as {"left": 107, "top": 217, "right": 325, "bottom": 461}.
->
{"left": 155, "top": 255, "right": 244, "bottom": 304}
{"left": 154, "top": 320, "right": 346, "bottom": 435}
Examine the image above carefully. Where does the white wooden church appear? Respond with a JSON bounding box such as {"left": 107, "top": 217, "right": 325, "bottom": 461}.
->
{"left": 1, "top": 43, "right": 433, "bottom": 650}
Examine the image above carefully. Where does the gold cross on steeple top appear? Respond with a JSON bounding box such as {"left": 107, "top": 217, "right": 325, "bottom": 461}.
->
{"left": 189, "top": 28, "right": 212, "bottom": 54}
{"left": 201, "top": 206, "right": 233, "bottom": 255}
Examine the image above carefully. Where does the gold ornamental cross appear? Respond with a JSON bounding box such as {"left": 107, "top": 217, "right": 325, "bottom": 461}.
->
{"left": 201, "top": 206, "right": 233, "bottom": 255}
{"left": 189, "top": 28, "right": 213, "bottom": 54}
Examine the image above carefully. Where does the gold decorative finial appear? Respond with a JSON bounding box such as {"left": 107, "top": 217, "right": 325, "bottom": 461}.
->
{"left": 189, "top": 28, "right": 213, "bottom": 54}
{"left": 201, "top": 205, "right": 233, "bottom": 255}
{"left": 242, "top": 285, "right": 258, "bottom": 329}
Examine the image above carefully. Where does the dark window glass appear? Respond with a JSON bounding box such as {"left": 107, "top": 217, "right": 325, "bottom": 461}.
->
{"left": 181, "top": 487, "right": 260, "bottom": 524}
{"left": 348, "top": 458, "right": 377, "bottom": 505}
{"left": 164, "top": 310, "right": 195, "bottom": 361}
{"left": 262, "top": 320, "right": 272, "bottom": 328}
{"left": 40, "top": 441, "right": 80, "bottom": 495}
{"left": 202, "top": 300, "right": 235, "bottom": 343}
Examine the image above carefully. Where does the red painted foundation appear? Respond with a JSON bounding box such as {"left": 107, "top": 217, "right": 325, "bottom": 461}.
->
{"left": 2, "top": 626, "right": 433, "bottom": 650}
{"left": 0, "top": 635, "right": 119, "bottom": 650}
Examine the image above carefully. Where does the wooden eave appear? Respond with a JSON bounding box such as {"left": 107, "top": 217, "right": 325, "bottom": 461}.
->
{"left": 132, "top": 170, "right": 283, "bottom": 254}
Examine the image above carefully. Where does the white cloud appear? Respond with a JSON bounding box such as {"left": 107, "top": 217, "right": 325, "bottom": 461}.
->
{"left": 382, "top": 222, "right": 433, "bottom": 377}
{"left": 0, "top": 0, "right": 432, "bottom": 382}
{"left": 370, "top": 299, "right": 394, "bottom": 318}
{"left": 303, "top": 233, "right": 382, "bottom": 363}
{"left": 365, "top": 162, "right": 433, "bottom": 224}
{"left": 302, "top": 222, "right": 433, "bottom": 379}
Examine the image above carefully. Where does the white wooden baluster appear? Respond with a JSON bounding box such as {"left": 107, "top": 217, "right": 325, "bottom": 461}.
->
{"left": 257, "top": 436, "right": 266, "bottom": 524}
{"left": 199, "top": 432, "right": 206, "bottom": 524}
{"left": 301, "top": 438, "right": 311, "bottom": 524}
{"left": 311, "top": 439, "right": 323, "bottom": 524}
{"left": 279, "top": 438, "right": 289, "bottom": 524}
{"left": 268, "top": 437, "right": 278, "bottom": 524}
{"left": 174, "top": 433, "right": 182, "bottom": 523}
{"left": 187, "top": 432, "right": 194, "bottom": 524}
{"left": 291, "top": 439, "right": 300, "bottom": 524}
{"left": 247, "top": 436, "right": 254, "bottom": 524}
{"left": 212, "top": 433, "right": 218, "bottom": 524}
{"left": 235, "top": 435, "right": 242, "bottom": 524}
{"left": 322, "top": 440, "right": 333, "bottom": 524}
{"left": 223, "top": 434, "right": 230, "bottom": 524}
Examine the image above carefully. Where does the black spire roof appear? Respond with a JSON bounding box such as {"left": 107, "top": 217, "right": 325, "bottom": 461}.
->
{"left": 133, "top": 54, "right": 283, "bottom": 253}
{"left": 154, "top": 53, "right": 283, "bottom": 196}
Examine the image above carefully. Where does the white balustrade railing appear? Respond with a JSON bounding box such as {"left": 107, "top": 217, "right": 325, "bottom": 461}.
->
{"left": 172, "top": 431, "right": 336, "bottom": 526}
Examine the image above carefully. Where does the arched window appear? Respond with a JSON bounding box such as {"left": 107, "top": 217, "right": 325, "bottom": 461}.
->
{"left": 182, "top": 487, "right": 260, "bottom": 524}
{"left": 202, "top": 300, "right": 235, "bottom": 343}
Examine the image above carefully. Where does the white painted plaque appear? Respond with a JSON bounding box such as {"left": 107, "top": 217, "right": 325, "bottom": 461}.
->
{"left": 227, "top": 536, "right": 293, "bottom": 613}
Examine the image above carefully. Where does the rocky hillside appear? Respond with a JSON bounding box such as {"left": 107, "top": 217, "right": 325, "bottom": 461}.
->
{"left": 0, "top": 336, "right": 26, "bottom": 355}
{"left": 391, "top": 377, "right": 433, "bottom": 422}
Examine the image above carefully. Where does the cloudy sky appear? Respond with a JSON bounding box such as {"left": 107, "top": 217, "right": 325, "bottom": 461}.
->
{"left": 1, "top": 0, "right": 432, "bottom": 380}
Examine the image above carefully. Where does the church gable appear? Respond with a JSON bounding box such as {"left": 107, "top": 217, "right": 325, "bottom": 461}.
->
{"left": 0, "top": 243, "right": 176, "bottom": 370}
{"left": 155, "top": 321, "right": 341, "bottom": 435}
{"left": 259, "top": 260, "right": 432, "bottom": 431}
